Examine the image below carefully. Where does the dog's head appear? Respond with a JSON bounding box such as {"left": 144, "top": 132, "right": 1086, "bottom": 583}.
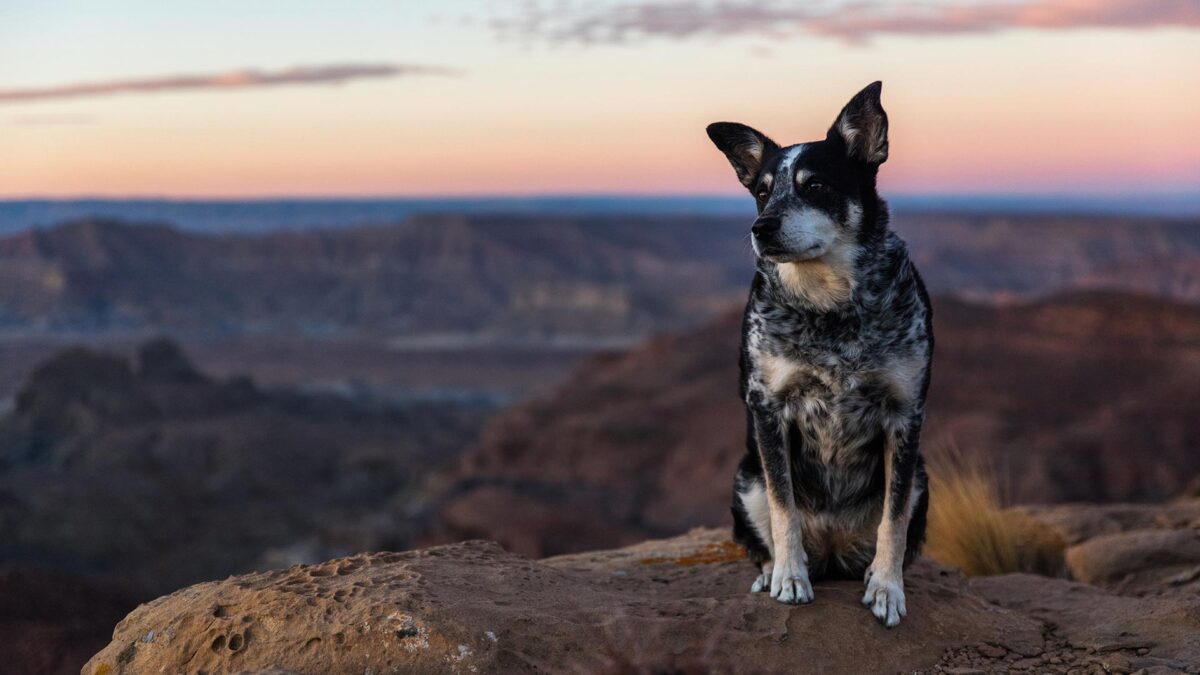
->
{"left": 707, "top": 81, "right": 888, "bottom": 264}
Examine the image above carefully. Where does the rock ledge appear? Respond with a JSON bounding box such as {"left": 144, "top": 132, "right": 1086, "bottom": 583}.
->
{"left": 86, "top": 528, "right": 1046, "bottom": 675}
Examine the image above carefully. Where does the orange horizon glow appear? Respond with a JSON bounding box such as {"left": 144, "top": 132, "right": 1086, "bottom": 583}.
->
{"left": 2, "top": 3, "right": 1197, "bottom": 198}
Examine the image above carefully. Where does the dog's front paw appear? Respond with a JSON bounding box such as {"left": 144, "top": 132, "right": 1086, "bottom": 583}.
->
{"left": 769, "top": 556, "right": 813, "bottom": 604}
{"left": 750, "top": 561, "right": 774, "bottom": 593}
{"left": 862, "top": 567, "right": 906, "bottom": 627}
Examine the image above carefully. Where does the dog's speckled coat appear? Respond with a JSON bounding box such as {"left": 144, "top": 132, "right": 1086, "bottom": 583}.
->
{"left": 708, "top": 82, "right": 932, "bottom": 627}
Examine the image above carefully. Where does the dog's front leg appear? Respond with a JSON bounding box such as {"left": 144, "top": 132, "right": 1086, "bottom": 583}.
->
{"left": 863, "top": 417, "right": 923, "bottom": 627}
{"left": 749, "top": 394, "right": 812, "bottom": 604}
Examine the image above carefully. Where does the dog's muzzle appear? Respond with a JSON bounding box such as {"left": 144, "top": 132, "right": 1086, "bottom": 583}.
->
{"left": 751, "top": 216, "right": 782, "bottom": 241}
{"left": 752, "top": 216, "right": 826, "bottom": 261}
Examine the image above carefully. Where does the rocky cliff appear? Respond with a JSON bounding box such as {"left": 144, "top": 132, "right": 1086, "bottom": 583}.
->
{"left": 0, "top": 340, "right": 489, "bottom": 596}
{"left": 429, "top": 292, "right": 1200, "bottom": 558}
{"left": 85, "top": 500, "right": 1200, "bottom": 675}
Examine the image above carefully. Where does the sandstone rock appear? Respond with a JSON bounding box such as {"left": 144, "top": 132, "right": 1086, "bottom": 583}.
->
{"left": 1017, "top": 502, "right": 1200, "bottom": 546}
{"left": 977, "top": 643, "right": 1008, "bottom": 658}
{"left": 971, "top": 573, "right": 1200, "bottom": 666}
{"left": 1065, "top": 529, "right": 1200, "bottom": 589}
{"left": 85, "top": 528, "right": 1044, "bottom": 675}
{"left": 1101, "top": 652, "right": 1133, "bottom": 673}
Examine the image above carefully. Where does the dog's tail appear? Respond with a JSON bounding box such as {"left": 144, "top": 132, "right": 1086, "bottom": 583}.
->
{"left": 923, "top": 443, "right": 1064, "bottom": 577}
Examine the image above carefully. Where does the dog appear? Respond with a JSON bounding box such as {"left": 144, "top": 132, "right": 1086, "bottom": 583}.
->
{"left": 707, "top": 81, "right": 932, "bottom": 628}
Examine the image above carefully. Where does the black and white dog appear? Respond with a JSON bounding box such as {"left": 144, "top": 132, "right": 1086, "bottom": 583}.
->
{"left": 707, "top": 82, "right": 932, "bottom": 627}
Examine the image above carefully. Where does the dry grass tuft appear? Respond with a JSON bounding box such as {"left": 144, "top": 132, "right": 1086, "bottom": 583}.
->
{"left": 925, "top": 446, "right": 1065, "bottom": 577}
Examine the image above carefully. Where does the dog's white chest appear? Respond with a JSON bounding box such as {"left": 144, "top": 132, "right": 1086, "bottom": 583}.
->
{"left": 751, "top": 346, "right": 922, "bottom": 462}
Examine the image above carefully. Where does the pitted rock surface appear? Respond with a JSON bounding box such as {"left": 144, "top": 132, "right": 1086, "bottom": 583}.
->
{"left": 85, "top": 528, "right": 1043, "bottom": 675}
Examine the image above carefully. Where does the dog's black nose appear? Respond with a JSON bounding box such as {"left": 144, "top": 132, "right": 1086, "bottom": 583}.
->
{"left": 752, "top": 217, "right": 782, "bottom": 238}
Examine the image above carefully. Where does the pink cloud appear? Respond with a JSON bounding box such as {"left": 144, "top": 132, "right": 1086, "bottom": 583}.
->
{"left": 494, "top": 0, "right": 1200, "bottom": 44}
{"left": 9, "top": 113, "right": 97, "bottom": 126}
{"left": 0, "top": 63, "right": 460, "bottom": 104}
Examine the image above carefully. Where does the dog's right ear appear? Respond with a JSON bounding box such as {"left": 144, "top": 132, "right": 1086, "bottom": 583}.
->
{"left": 706, "top": 122, "right": 779, "bottom": 188}
{"left": 828, "top": 81, "right": 888, "bottom": 165}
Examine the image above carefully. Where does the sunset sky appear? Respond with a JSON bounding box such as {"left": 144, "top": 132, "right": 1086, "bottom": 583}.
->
{"left": 2, "top": 0, "right": 1198, "bottom": 198}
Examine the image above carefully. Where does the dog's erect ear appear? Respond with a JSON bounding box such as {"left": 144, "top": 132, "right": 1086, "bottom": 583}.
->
{"left": 706, "top": 122, "right": 779, "bottom": 188}
{"left": 828, "top": 81, "right": 888, "bottom": 165}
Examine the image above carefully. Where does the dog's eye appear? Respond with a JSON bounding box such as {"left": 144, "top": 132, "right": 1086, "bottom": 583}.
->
{"left": 806, "top": 181, "right": 827, "bottom": 193}
{"left": 755, "top": 187, "right": 769, "bottom": 200}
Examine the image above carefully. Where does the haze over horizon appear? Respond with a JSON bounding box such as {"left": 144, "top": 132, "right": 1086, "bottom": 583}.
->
{"left": 3, "top": 0, "right": 1198, "bottom": 199}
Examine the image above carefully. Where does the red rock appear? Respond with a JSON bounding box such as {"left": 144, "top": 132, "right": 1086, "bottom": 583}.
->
{"left": 430, "top": 294, "right": 1200, "bottom": 558}
{"left": 83, "top": 529, "right": 1045, "bottom": 675}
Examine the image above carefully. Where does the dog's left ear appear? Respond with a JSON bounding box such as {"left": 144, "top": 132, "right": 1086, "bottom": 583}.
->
{"left": 828, "top": 81, "right": 888, "bottom": 165}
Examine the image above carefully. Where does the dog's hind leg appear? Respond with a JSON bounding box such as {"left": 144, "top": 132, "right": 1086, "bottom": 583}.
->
{"left": 733, "top": 475, "right": 774, "bottom": 591}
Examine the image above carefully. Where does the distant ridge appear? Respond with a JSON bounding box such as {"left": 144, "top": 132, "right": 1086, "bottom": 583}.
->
{"left": 2, "top": 193, "right": 1198, "bottom": 234}
{"left": 0, "top": 215, "right": 752, "bottom": 340}
{"left": 0, "top": 214, "right": 1197, "bottom": 340}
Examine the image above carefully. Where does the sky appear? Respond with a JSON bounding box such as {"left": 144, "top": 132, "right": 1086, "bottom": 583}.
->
{"left": 1, "top": 0, "right": 1198, "bottom": 198}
